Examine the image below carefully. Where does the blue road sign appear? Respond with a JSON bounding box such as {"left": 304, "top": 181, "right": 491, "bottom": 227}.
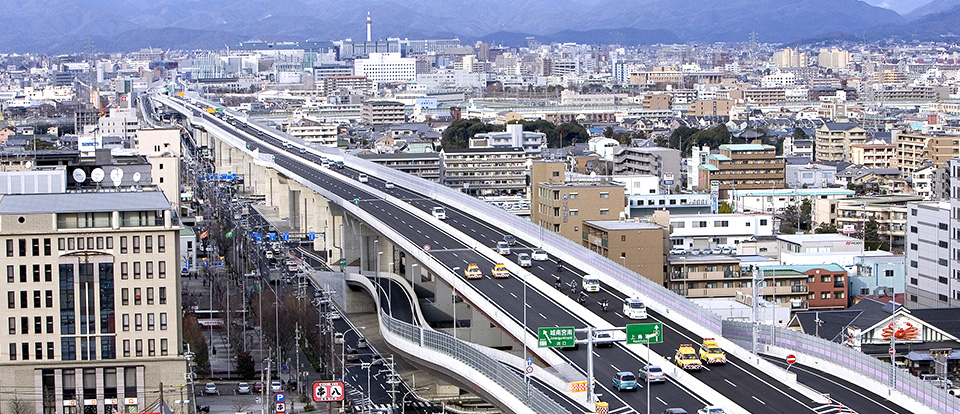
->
{"left": 308, "top": 232, "right": 315, "bottom": 241}
{"left": 282, "top": 232, "right": 289, "bottom": 241}
{"left": 269, "top": 233, "right": 276, "bottom": 242}
{"left": 276, "top": 392, "right": 285, "bottom": 403}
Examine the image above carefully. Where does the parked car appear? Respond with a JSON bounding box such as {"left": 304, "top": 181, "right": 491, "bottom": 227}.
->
{"left": 921, "top": 374, "right": 954, "bottom": 389}
{"left": 252, "top": 382, "right": 264, "bottom": 393}
{"left": 204, "top": 383, "right": 219, "bottom": 395}
{"left": 236, "top": 382, "right": 251, "bottom": 394}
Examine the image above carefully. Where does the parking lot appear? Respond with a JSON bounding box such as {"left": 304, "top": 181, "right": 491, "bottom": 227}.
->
{"left": 194, "top": 381, "right": 304, "bottom": 414}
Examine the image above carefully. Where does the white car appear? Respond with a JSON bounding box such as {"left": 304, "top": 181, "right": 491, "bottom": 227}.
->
{"left": 385, "top": 181, "right": 395, "bottom": 189}
{"left": 582, "top": 276, "right": 600, "bottom": 292}
{"left": 495, "top": 242, "right": 511, "bottom": 255}
{"left": 358, "top": 173, "right": 369, "bottom": 183}
{"left": 517, "top": 253, "right": 532, "bottom": 267}
{"left": 204, "top": 383, "right": 219, "bottom": 395}
{"left": 531, "top": 250, "right": 548, "bottom": 261}
{"left": 270, "top": 381, "right": 282, "bottom": 393}
{"left": 432, "top": 207, "right": 446, "bottom": 220}
{"left": 236, "top": 382, "right": 251, "bottom": 394}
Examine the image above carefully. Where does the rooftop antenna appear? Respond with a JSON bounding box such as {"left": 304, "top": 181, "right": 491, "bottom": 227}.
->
{"left": 91, "top": 167, "right": 105, "bottom": 190}
{"left": 366, "top": 11, "right": 372, "bottom": 42}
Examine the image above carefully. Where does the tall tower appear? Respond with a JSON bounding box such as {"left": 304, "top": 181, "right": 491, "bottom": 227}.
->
{"left": 366, "top": 11, "right": 372, "bottom": 42}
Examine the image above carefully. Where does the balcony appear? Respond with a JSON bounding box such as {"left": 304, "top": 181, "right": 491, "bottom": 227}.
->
{"left": 834, "top": 281, "right": 845, "bottom": 288}
{"left": 791, "top": 285, "right": 809, "bottom": 293}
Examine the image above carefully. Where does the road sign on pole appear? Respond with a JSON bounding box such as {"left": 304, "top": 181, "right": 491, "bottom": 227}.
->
{"left": 626, "top": 323, "right": 663, "bottom": 345}
{"left": 538, "top": 327, "right": 575, "bottom": 348}
{"left": 312, "top": 381, "right": 345, "bottom": 402}
{"left": 275, "top": 402, "right": 285, "bottom": 414}
{"left": 786, "top": 354, "right": 797, "bottom": 364}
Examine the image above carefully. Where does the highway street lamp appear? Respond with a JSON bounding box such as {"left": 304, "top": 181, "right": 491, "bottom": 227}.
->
{"left": 401, "top": 386, "right": 430, "bottom": 414}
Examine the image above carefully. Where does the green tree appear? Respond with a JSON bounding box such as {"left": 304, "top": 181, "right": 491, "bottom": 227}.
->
{"left": 236, "top": 351, "right": 256, "bottom": 379}
{"left": 441, "top": 118, "right": 501, "bottom": 149}
{"left": 864, "top": 218, "right": 883, "bottom": 250}
{"left": 669, "top": 126, "right": 698, "bottom": 152}
{"left": 717, "top": 202, "right": 733, "bottom": 214}
{"left": 687, "top": 125, "right": 733, "bottom": 154}
{"left": 815, "top": 222, "right": 839, "bottom": 234}
{"left": 792, "top": 127, "right": 809, "bottom": 140}
{"left": 555, "top": 121, "right": 589, "bottom": 147}
{"left": 182, "top": 314, "right": 211, "bottom": 375}
{"left": 603, "top": 126, "right": 614, "bottom": 138}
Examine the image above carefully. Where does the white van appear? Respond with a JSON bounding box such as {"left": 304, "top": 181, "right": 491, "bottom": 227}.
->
{"left": 582, "top": 276, "right": 600, "bottom": 292}
{"left": 623, "top": 298, "right": 647, "bottom": 319}
{"left": 432, "top": 206, "right": 446, "bottom": 220}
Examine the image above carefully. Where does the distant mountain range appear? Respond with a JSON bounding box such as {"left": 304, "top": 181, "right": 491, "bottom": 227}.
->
{"left": 0, "top": 0, "right": 956, "bottom": 53}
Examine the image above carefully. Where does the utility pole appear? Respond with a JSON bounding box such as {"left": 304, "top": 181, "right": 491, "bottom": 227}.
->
{"left": 263, "top": 357, "right": 272, "bottom": 414}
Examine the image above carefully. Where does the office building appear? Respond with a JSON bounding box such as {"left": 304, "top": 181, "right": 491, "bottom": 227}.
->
{"left": 353, "top": 53, "right": 416, "bottom": 84}
{"left": 0, "top": 190, "right": 184, "bottom": 414}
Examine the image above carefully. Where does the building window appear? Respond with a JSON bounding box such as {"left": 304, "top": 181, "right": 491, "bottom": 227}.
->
{"left": 134, "top": 288, "right": 141, "bottom": 305}
{"left": 760, "top": 219, "right": 768, "bottom": 226}
{"left": 714, "top": 220, "right": 729, "bottom": 227}
{"left": 145, "top": 262, "right": 154, "bottom": 279}
{"left": 144, "top": 236, "right": 152, "bottom": 253}
{"left": 132, "top": 236, "right": 140, "bottom": 253}
{"left": 121, "top": 262, "right": 128, "bottom": 280}
{"left": 5, "top": 240, "right": 11, "bottom": 257}
{"left": 910, "top": 260, "right": 918, "bottom": 268}
{"left": 45, "top": 290, "right": 52, "bottom": 308}
{"left": 148, "top": 339, "right": 155, "bottom": 356}
{"left": 911, "top": 243, "right": 918, "bottom": 251}
{"left": 147, "top": 314, "right": 154, "bottom": 331}
{"left": 31, "top": 239, "right": 39, "bottom": 256}
{"left": 106, "top": 237, "right": 113, "bottom": 249}
{"left": 885, "top": 269, "right": 894, "bottom": 277}
{"left": 6, "top": 266, "right": 12, "bottom": 283}
{"left": 120, "top": 237, "right": 127, "bottom": 254}
{"left": 22, "top": 343, "right": 28, "bottom": 360}
{"left": 600, "top": 192, "right": 609, "bottom": 199}
{"left": 33, "top": 291, "right": 40, "bottom": 308}
{"left": 569, "top": 209, "right": 579, "bottom": 216}
{"left": 941, "top": 241, "right": 950, "bottom": 249}
{"left": 123, "top": 340, "right": 130, "bottom": 357}
{"left": 46, "top": 342, "right": 53, "bottom": 359}
{"left": 821, "top": 292, "right": 831, "bottom": 299}
{"left": 8, "top": 343, "right": 15, "bottom": 360}
{"left": 121, "top": 288, "right": 128, "bottom": 306}
{"left": 940, "top": 276, "right": 949, "bottom": 284}
{"left": 621, "top": 235, "right": 627, "bottom": 242}
{"left": 135, "top": 339, "right": 142, "bottom": 357}
{"left": 146, "top": 288, "right": 154, "bottom": 305}
{"left": 157, "top": 235, "right": 165, "bottom": 253}
{"left": 158, "top": 261, "right": 166, "bottom": 279}
{"left": 18, "top": 239, "right": 26, "bottom": 256}
{"left": 160, "top": 338, "right": 168, "bottom": 356}
{"left": 122, "top": 314, "right": 129, "bottom": 332}
{"left": 160, "top": 313, "right": 167, "bottom": 330}
{"left": 911, "top": 226, "right": 918, "bottom": 233}
{"left": 599, "top": 209, "right": 609, "bottom": 216}
{"left": 911, "top": 277, "right": 918, "bottom": 285}
{"left": 18, "top": 265, "right": 25, "bottom": 283}
{"left": 32, "top": 265, "right": 40, "bottom": 283}
{"left": 46, "top": 316, "right": 53, "bottom": 333}
{"left": 159, "top": 287, "right": 166, "bottom": 305}
{"left": 6, "top": 292, "right": 12, "bottom": 309}
{"left": 134, "top": 314, "right": 142, "bottom": 331}
{"left": 7, "top": 317, "right": 13, "bottom": 334}
{"left": 44, "top": 265, "right": 51, "bottom": 282}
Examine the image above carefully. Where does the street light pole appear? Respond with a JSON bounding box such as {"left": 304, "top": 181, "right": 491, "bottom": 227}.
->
{"left": 410, "top": 263, "right": 418, "bottom": 308}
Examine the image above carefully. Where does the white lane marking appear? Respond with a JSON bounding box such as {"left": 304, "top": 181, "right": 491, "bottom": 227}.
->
{"left": 614, "top": 312, "right": 624, "bottom": 318}
{"left": 608, "top": 407, "right": 632, "bottom": 414}
{"left": 497, "top": 283, "right": 504, "bottom": 289}
{"left": 724, "top": 379, "right": 737, "bottom": 387}
{"left": 656, "top": 397, "right": 667, "bottom": 406}
{"left": 611, "top": 364, "right": 620, "bottom": 371}
{"left": 752, "top": 396, "right": 765, "bottom": 405}
{"left": 537, "top": 266, "right": 544, "bottom": 271}
{"left": 593, "top": 351, "right": 600, "bottom": 358}
{"left": 509, "top": 292, "right": 517, "bottom": 299}
{"left": 539, "top": 313, "right": 547, "bottom": 319}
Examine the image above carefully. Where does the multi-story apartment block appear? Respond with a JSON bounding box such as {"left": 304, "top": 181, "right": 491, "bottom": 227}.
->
{"left": 321, "top": 75, "right": 374, "bottom": 96}
{"left": 815, "top": 122, "right": 867, "bottom": 163}
{"left": 905, "top": 200, "right": 958, "bottom": 308}
{"left": 0, "top": 190, "right": 183, "bottom": 414}
{"left": 894, "top": 130, "right": 960, "bottom": 174}
{"left": 625, "top": 193, "right": 711, "bottom": 219}
{"left": 669, "top": 213, "right": 774, "bottom": 252}
{"left": 287, "top": 122, "right": 339, "bottom": 147}
{"left": 612, "top": 147, "right": 682, "bottom": 182}
{"left": 759, "top": 264, "right": 848, "bottom": 311}
{"left": 850, "top": 142, "right": 897, "bottom": 169}
{"left": 358, "top": 152, "right": 442, "bottom": 182}
{"left": 531, "top": 178, "right": 625, "bottom": 243}
{"left": 687, "top": 99, "right": 734, "bottom": 117}
{"left": 441, "top": 147, "right": 528, "bottom": 197}
{"left": 696, "top": 144, "right": 785, "bottom": 199}
{"left": 581, "top": 218, "right": 669, "bottom": 285}
{"left": 667, "top": 254, "right": 745, "bottom": 298}
{"left": 361, "top": 100, "right": 406, "bottom": 126}
{"left": 814, "top": 195, "right": 922, "bottom": 249}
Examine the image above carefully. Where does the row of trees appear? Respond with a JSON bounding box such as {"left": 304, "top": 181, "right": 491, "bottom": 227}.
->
{"left": 440, "top": 118, "right": 591, "bottom": 149}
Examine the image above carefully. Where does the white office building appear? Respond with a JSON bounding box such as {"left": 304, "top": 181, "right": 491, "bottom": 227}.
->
{"left": 354, "top": 52, "right": 416, "bottom": 84}
{"left": 469, "top": 124, "right": 545, "bottom": 156}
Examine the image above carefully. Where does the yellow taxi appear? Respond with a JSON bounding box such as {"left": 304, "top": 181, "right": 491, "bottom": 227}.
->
{"left": 464, "top": 263, "right": 483, "bottom": 279}
{"left": 675, "top": 344, "right": 702, "bottom": 371}
{"left": 699, "top": 338, "right": 727, "bottom": 364}
{"left": 491, "top": 263, "right": 510, "bottom": 278}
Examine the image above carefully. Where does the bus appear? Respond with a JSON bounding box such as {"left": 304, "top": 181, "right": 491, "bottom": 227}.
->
{"left": 623, "top": 298, "right": 647, "bottom": 320}
{"left": 191, "top": 310, "right": 224, "bottom": 329}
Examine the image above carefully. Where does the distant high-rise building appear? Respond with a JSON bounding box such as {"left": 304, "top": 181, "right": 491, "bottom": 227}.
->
{"left": 818, "top": 47, "right": 850, "bottom": 69}
{"left": 772, "top": 48, "right": 808, "bottom": 67}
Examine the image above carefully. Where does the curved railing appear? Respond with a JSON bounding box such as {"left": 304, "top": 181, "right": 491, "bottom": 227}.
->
{"left": 379, "top": 309, "right": 569, "bottom": 414}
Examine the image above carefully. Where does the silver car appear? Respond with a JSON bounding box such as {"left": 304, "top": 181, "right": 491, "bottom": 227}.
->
{"left": 517, "top": 253, "right": 532, "bottom": 267}
{"left": 641, "top": 365, "right": 666, "bottom": 383}
{"left": 495, "top": 242, "right": 511, "bottom": 255}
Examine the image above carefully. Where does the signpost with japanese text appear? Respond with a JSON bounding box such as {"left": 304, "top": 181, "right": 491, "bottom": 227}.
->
{"left": 538, "top": 326, "right": 575, "bottom": 348}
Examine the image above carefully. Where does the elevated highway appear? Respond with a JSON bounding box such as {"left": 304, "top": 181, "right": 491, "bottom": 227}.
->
{"left": 151, "top": 93, "right": 952, "bottom": 414}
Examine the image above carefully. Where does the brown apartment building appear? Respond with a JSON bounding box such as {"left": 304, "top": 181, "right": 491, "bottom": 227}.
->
{"left": 530, "top": 161, "right": 626, "bottom": 244}
{"left": 893, "top": 130, "right": 960, "bottom": 174}
{"left": 697, "top": 144, "right": 785, "bottom": 199}
{"left": 582, "top": 217, "right": 670, "bottom": 285}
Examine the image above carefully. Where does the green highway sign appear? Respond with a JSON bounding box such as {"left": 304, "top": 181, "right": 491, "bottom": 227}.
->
{"left": 538, "top": 326, "right": 575, "bottom": 348}
{"left": 626, "top": 323, "right": 663, "bottom": 345}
